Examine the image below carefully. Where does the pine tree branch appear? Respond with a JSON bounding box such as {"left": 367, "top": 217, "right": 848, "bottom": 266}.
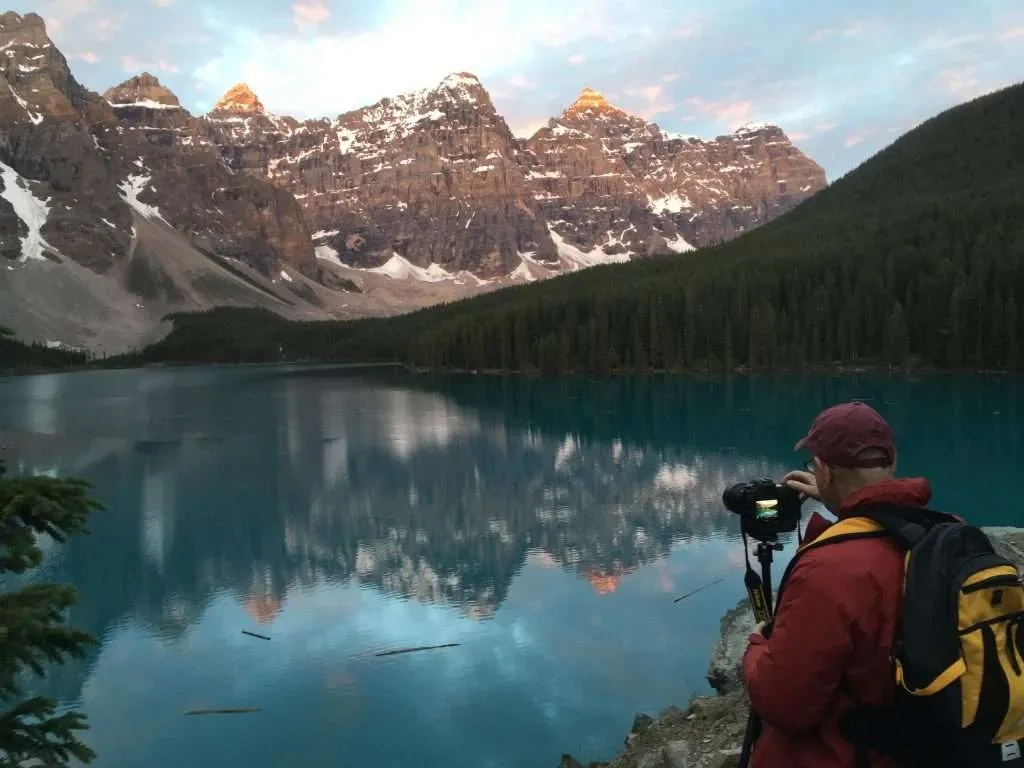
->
{"left": 0, "top": 462, "right": 101, "bottom": 766}
{"left": 0, "top": 698, "right": 95, "bottom": 766}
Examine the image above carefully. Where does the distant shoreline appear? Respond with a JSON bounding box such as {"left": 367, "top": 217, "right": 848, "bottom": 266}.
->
{"left": 3, "top": 358, "right": 1021, "bottom": 380}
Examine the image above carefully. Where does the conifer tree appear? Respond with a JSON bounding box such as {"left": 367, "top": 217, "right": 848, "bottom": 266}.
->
{"left": 0, "top": 460, "right": 102, "bottom": 766}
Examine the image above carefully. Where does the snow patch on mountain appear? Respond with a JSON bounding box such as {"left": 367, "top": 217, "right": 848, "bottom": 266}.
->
{"left": 0, "top": 161, "right": 56, "bottom": 262}
{"left": 735, "top": 122, "right": 774, "bottom": 134}
{"left": 314, "top": 244, "right": 343, "bottom": 266}
{"left": 367, "top": 254, "right": 454, "bottom": 282}
{"left": 333, "top": 252, "right": 492, "bottom": 286}
{"left": 664, "top": 234, "right": 695, "bottom": 253}
{"left": 118, "top": 170, "right": 169, "bottom": 224}
{"left": 648, "top": 192, "right": 693, "bottom": 213}
{"left": 509, "top": 256, "right": 537, "bottom": 282}
{"left": 8, "top": 84, "right": 43, "bottom": 124}
{"left": 548, "top": 225, "right": 632, "bottom": 269}
{"left": 108, "top": 99, "right": 182, "bottom": 110}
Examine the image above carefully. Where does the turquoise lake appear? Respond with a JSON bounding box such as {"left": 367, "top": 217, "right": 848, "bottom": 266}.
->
{"left": 0, "top": 367, "right": 1022, "bottom": 767}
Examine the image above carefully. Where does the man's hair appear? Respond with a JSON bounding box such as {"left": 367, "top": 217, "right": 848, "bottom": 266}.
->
{"left": 825, "top": 447, "right": 895, "bottom": 485}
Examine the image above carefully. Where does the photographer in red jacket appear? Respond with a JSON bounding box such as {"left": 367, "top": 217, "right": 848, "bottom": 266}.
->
{"left": 742, "top": 402, "right": 933, "bottom": 768}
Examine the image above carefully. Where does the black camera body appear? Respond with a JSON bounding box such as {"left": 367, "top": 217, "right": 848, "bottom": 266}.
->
{"left": 723, "top": 478, "right": 802, "bottom": 542}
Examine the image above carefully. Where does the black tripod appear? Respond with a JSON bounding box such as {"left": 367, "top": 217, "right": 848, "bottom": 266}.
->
{"left": 737, "top": 530, "right": 784, "bottom": 768}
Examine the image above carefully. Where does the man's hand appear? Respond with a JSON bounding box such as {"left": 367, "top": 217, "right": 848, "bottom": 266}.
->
{"left": 783, "top": 470, "right": 820, "bottom": 501}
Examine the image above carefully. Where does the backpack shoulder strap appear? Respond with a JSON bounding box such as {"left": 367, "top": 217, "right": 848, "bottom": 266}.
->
{"left": 772, "top": 514, "right": 894, "bottom": 614}
{"left": 799, "top": 514, "right": 889, "bottom": 554}
{"left": 851, "top": 503, "right": 958, "bottom": 549}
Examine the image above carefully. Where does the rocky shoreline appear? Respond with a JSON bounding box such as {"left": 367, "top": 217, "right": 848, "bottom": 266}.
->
{"left": 561, "top": 526, "right": 1024, "bottom": 768}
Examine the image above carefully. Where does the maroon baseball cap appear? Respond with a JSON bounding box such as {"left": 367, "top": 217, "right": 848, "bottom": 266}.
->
{"left": 794, "top": 401, "right": 896, "bottom": 468}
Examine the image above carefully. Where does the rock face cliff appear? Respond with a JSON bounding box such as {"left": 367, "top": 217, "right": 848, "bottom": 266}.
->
{"left": 0, "top": 12, "right": 316, "bottom": 281}
{"left": 206, "top": 80, "right": 826, "bottom": 279}
{"left": 205, "top": 72, "right": 558, "bottom": 279}
{"left": 520, "top": 88, "right": 827, "bottom": 260}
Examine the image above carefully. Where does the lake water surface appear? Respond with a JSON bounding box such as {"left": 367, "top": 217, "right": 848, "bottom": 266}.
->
{"left": 0, "top": 367, "right": 1022, "bottom": 768}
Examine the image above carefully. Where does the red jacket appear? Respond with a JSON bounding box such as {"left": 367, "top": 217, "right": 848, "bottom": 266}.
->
{"left": 742, "top": 477, "right": 934, "bottom": 768}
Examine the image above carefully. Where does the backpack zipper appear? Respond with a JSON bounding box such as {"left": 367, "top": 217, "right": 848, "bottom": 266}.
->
{"left": 960, "top": 610, "right": 1024, "bottom": 635}
{"left": 962, "top": 573, "right": 1023, "bottom": 594}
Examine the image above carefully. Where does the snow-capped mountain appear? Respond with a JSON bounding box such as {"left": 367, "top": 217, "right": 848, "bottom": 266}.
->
{"left": 0, "top": 9, "right": 827, "bottom": 352}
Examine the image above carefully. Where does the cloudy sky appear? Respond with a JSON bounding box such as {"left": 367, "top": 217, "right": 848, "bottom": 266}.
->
{"left": 15, "top": 0, "right": 1024, "bottom": 180}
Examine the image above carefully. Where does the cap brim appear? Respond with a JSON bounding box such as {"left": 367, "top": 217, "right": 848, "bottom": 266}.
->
{"left": 793, "top": 436, "right": 808, "bottom": 451}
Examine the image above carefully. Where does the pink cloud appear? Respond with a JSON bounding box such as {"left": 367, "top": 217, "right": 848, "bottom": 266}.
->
{"left": 78, "top": 51, "right": 101, "bottom": 64}
{"left": 684, "top": 96, "right": 754, "bottom": 129}
{"left": 789, "top": 132, "right": 810, "bottom": 142}
{"left": 673, "top": 22, "right": 701, "bottom": 39}
{"left": 626, "top": 84, "right": 675, "bottom": 120}
{"left": 293, "top": 1, "right": 330, "bottom": 28}
{"left": 808, "top": 21, "right": 870, "bottom": 44}
{"left": 923, "top": 32, "right": 982, "bottom": 50}
{"left": 999, "top": 26, "right": 1024, "bottom": 41}
{"left": 568, "top": 53, "right": 586, "bottom": 66}
{"left": 153, "top": 0, "right": 174, "bottom": 5}
{"left": 121, "top": 55, "right": 178, "bottom": 74}
{"left": 844, "top": 133, "right": 868, "bottom": 148}
{"left": 814, "top": 122, "right": 839, "bottom": 132}
{"left": 90, "top": 17, "right": 119, "bottom": 41}
{"left": 934, "top": 66, "right": 980, "bottom": 96}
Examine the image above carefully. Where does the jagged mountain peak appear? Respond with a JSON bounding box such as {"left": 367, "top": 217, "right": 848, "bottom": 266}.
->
{"left": 563, "top": 86, "right": 634, "bottom": 121}
{"left": 0, "top": 10, "right": 47, "bottom": 37}
{"left": 431, "top": 71, "right": 490, "bottom": 105}
{"left": 568, "top": 87, "right": 610, "bottom": 113}
{"left": 733, "top": 121, "right": 781, "bottom": 135}
{"left": 212, "top": 83, "right": 264, "bottom": 115}
{"left": 0, "top": 10, "right": 110, "bottom": 126}
{"left": 105, "top": 72, "right": 182, "bottom": 109}
{"left": 441, "top": 71, "right": 481, "bottom": 87}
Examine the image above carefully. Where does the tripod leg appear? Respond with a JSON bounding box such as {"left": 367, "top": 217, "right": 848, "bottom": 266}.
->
{"left": 738, "top": 541, "right": 776, "bottom": 768}
{"left": 738, "top": 710, "right": 760, "bottom": 768}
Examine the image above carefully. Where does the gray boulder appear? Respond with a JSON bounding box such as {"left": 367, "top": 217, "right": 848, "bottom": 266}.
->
{"left": 706, "top": 598, "right": 755, "bottom": 695}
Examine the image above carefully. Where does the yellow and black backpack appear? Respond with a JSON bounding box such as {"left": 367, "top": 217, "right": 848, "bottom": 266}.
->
{"left": 795, "top": 504, "right": 1024, "bottom": 767}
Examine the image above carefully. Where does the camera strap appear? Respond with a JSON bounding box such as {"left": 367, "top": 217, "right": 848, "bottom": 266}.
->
{"left": 742, "top": 529, "right": 773, "bottom": 624}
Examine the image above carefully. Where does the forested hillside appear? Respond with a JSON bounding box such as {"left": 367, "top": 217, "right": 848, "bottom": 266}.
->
{"left": 127, "top": 81, "right": 1024, "bottom": 372}
{"left": 0, "top": 327, "right": 88, "bottom": 373}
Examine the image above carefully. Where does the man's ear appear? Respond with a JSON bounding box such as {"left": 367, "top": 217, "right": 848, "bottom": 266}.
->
{"left": 817, "top": 460, "right": 831, "bottom": 487}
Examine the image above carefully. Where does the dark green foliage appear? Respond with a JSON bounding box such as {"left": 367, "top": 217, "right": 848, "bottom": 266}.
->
{"left": 0, "top": 461, "right": 103, "bottom": 766}
{"left": 0, "top": 333, "right": 88, "bottom": 374}
{"left": 128, "top": 81, "right": 1024, "bottom": 372}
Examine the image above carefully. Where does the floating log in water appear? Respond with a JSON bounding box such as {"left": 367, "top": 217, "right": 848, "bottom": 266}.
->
{"left": 374, "top": 643, "right": 460, "bottom": 657}
{"left": 241, "top": 630, "right": 271, "bottom": 640}
{"left": 673, "top": 577, "right": 726, "bottom": 604}
{"left": 185, "top": 707, "right": 262, "bottom": 716}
